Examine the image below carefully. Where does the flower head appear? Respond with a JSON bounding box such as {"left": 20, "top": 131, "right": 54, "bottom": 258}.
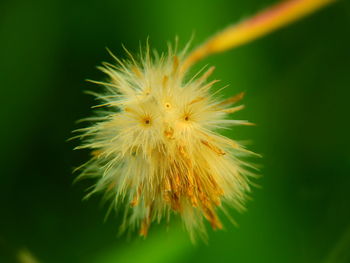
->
{"left": 73, "top": 0, "right": 335, "bottom": 241}
{"left": 75, "top": 42, "right": 256, "bottom": 240}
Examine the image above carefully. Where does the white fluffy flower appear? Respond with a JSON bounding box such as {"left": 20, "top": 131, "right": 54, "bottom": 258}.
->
{"left": 74, "top": 42, "right": 256, "bottom": 240}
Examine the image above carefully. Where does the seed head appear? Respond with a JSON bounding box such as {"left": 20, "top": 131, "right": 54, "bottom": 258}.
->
{"left": 74, "top": 0, "right": 335, "bottom": 240}
{"left": 74, "top": 42, "right": 256, "bottom": 240}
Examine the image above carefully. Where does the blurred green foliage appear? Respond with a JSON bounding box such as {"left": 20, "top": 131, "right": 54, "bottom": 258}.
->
{"left": 1, "top": 0, "right": 350, "bottom": 262}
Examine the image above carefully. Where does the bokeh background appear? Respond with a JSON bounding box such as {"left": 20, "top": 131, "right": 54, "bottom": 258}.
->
{"left": 1, "top": 0, "right": 350, "bottom": 262}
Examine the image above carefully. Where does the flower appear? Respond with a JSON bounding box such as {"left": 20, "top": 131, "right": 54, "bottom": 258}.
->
{"left": 73, "top": 0, "right": 335, "bottom": 241}
{"left": 74, "top": 42, "right": 256, "bottom": 240}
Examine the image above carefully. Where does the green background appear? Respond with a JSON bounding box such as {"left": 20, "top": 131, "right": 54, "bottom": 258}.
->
{"left": 1, "top": 0, "right": 350, "bottom": 262}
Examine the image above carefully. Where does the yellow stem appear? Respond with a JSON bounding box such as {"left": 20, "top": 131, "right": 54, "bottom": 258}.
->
{"left": 182, "top": 0, "right": 335, "bottom": 71}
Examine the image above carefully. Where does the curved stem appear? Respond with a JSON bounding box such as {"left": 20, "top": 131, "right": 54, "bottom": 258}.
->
{"left": 181, "top": 0, "right": 335, "bottom": 72}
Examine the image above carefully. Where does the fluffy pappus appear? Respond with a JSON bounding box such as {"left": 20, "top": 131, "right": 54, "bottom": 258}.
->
{"left": 74, "top": 42, "right": 257, "bottom": 241}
